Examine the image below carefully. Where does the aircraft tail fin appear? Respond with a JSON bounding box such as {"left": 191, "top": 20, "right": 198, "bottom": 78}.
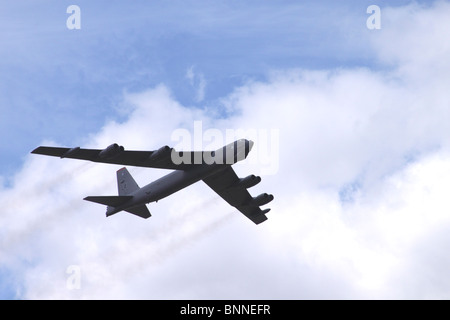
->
{"left": 84, "top": 168, "right": 151, "bottom": 219}
{"left": 117, "top": 167, "right": 140, "bottom": 196}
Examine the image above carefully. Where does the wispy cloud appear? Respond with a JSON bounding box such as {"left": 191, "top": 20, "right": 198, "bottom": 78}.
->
{"left": 185, "top": 66, "right": 207, "bottom": 102}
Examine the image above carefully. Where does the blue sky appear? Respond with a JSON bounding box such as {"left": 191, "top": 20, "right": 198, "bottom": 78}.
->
{"left": 2, "top": 0, "right": 450, "bottom": 299}
{"left": 0, "top": 0, "right": 414, "bottom": 178}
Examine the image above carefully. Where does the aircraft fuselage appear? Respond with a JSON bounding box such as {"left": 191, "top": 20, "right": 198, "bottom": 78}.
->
{"left": 106, "top": 139, "right": 251, "bottom": 216}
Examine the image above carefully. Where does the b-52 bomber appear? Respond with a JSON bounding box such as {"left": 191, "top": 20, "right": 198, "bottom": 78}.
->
{"left": 31, "top": 139, "right": 273, "bottom": 224}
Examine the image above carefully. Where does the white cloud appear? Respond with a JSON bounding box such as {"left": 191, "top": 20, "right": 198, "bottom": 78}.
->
{"left": 2, "top": 1, "right": 450, "bottom": 299}
{"left": 267, "top": 151, "right": 450, "bottom": 299}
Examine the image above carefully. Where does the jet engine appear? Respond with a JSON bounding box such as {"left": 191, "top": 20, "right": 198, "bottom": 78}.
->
{"left": 235, "top": 175, "right": 261, "bottom": 189}
{"left": 98, "top": 143, "right": 124, "bottom": 159}
{"left": 149, "top": 145, "right": 172, "bottom": 162}
{"left": 248, "top": 193, "right": 274, "bottom": 206}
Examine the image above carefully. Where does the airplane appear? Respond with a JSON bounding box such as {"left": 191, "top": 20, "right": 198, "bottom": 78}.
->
{"left": 31, "top": 139, "right": 273, "bottom": 224}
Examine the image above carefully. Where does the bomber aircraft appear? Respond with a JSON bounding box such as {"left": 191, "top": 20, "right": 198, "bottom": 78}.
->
{"left": 31, "top": 139, "right": 273, "bottom": 224}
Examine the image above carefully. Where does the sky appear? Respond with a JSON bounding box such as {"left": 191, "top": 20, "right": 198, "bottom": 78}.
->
{"left": 1, "top": 0, "right": 450, "bottom": 299}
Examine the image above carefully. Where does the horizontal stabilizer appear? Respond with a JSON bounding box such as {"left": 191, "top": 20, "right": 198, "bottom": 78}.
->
{"left": 125, "top": 205, "right": 151, "bottom": 219}
{"left": 83, "top": 195, "right": 132, "bottom": 207}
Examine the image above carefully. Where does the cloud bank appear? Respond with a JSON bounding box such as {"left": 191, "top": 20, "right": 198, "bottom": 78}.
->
{"left": 2, "top": 2, "right": 450, "bottom": 299}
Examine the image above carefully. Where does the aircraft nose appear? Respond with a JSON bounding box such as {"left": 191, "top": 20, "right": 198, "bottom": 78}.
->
{"left": 248, "top": 140, "right": 254, "bottom": 151}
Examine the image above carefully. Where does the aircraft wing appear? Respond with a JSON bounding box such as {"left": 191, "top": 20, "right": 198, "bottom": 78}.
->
{"left": 31, "top": 144, "right": 209, "bottom": 170}
{"left": 203, "top": 166, "right": 272, "bottom": 224}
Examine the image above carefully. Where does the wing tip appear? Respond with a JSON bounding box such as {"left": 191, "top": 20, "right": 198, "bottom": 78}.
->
{"left": 30, "top": 146, "right": 43, "bottom": 154}
{"left": 253, "top": 214, "right": 268, "bottom": 225}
